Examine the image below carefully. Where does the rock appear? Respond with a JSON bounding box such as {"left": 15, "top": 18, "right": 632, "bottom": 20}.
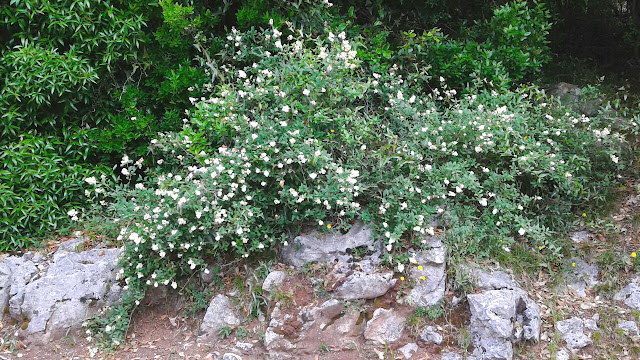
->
{"left": 8, "top": 242, "right": 123, "bottom": 337}
{"left": 0, "top": 260, "right": 13, "bottom": 312}
{"left": 419, "top": 325, "right": 443, "bottom": 344}
{"left": 364, "top": 308, "right": 405, "bottom": 344}
{"left": 55, "top": 238, "right": 86, "bottom": 253}
{"left": 466, "top": 268, "right": 540, "bottom": 360}
{"left": 200, "top": 295, "right": 240, "bottom": 338}
{"left": 617, "top": 320, "right": 639, "bottom": 336}
{"left": 220, "top": 353, "right": 241, "bottom": 360}
{"left": 333, "top": 272, "right": 396, "bottom": 300}
{"left": 399, "top": 343, "right": 418, "bottom": 359}
{"left": 264, "top": 303, "right": 296, "bottom": 352}
{"left": 555, "top": 317, "right": 594, "bottom": 350}
{"left": 614, "top": 277, "right": 640, "bottom": 310}
{"left": 282, "top": 220, "right": 382, "bottom": 271}
{"left": 408, "top": 237, "right": 446, "bottom": 307}
{"left": 550, "top": 82, "right": 581, "bottom": 102}
{"left": 440, "top": 352, "right": 462, "bottom": 360}
{"left": 264, "top": 297, "right": 364, "bottom": 359}
{"left": 467, "top": 267, "right": 519, "bottom": 291}
{"left": 235, "top": 342, "right": 254, "bottom": 351}
{"left": 7, "top": 256, "right": 38, "bottom": 317}
{"left": 549, "top": 82, "right": 601, "bottom": 116}
{"left": 262, "top": 271, "right": 288, "bottom": 292}
{"left": 556, "top": 348, "right": 571, "bottom": 360}
{"left": 566, "top": 259, "right": 599, "bottom": 298}
{"left": 570, "top": 231, "right": 591, "bottom": 244}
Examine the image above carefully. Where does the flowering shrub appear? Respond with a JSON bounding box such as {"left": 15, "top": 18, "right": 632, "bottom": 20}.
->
{"left": 80, "top": 19, "right": 635, "bottom": 346}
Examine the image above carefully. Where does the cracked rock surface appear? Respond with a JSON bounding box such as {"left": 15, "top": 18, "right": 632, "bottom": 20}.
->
{"left": 466, "top": 268, "right": 540, "bottom": 360}
{"left": 615, "top": 276, "right": 640, "bottom": 310}
{"left": 1, "top": 239, "right": 122, "bottom": 338}
{"left": 408, "top": 236, "right": 446, "bottom": 307}
{"left": 281, "top": 220, "right": 382, "bottom": 271}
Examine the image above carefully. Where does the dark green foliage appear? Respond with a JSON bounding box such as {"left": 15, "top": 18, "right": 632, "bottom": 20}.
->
{"left": 0, "top": 0, "right": 635, "bottom": 257}
{"left": 397, "top": 1, "right": 551, "bottom": 90}
{"left": 0, "top": 135, "right": 105, "bottom": 250}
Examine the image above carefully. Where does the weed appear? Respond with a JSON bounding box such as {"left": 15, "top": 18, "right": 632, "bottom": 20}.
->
{"left": 218, "top": 326, "right": 233, "bottom": 339}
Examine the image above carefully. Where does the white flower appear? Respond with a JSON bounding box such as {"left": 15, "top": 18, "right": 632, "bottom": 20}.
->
{"left": 282, "top": 105, "right": 290, "bottom": 113}
{"left": 518, "top": 228, "right": 526, "bottom": 236}
{"left": 121, "top": 168, "right": 130, "bottom": 176}
{"left": 479, "top": 198, "right": 488, "bottom": 207}
{"left": 238, "top": 70, "right": 247, "bottom": 78}
{"left": 135, "top": 183, "right": 145, "bottom": 190}
{"left": 309, "top": 173, "right": 318, "bottom": 180}
{"left": 303, "top": 89, "right": 310, "bottom": 96}
{"left": 397, "top": 263, "right": 405, "bottom": 272}
{"left": 84, "top": 177, "right": 97, "bottom": 185}
{"left": 611, "top": 154, "right": 619, "bottom": 163}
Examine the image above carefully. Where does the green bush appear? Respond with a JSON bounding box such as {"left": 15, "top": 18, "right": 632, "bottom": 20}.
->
{"left": 0, "top": 44, "right": 98, "bottom": 137}
{"left": 0, "top": 135, "right": 105, "bottom": 250}
{"left": 398, "top": 0, "right": 551, "bottom": 90}
{"left": 0, "top": 0, "right": 145, "bottom": 138}
{"left": 81, "top": 21, "right": 634, "bottom": 346}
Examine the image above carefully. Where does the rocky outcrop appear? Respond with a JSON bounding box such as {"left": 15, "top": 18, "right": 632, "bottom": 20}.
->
{"left": 419, "top": 325, "right": 443, "bottom": 344}
{"left": 408, "top": 236, "right": 446, "bottom": 307}
{"left": 1, "top": 239, "right": 123, "bottom": 338}
{"left": 399, "top": 343, "right": 418, "bottom": 359}
{"left": 614, "top": 277, "right": 640, "bottom": 310}
{"left": 200, "top": 295, "right": 241, "bottom": 338}
{"left": 333, "top": 272, "right": 396, "bottom": 300}
{"left": 566, "top": 259, "right": 599, "bottom": 298}
{"left": 262, "top": 270, "right": 288, "bottom": 293}
{"left": 281, "top": 220, "right": 382, "bottom": 271}
{"left": 363, "top": 308, "right": 406, "bottom": 344}
{"left": 555, "top": 316, "right": 598, "bottom": 350}
{"left": 466, "top": 268, "right": 540, "bottom": 360}
{"left": 549, "top": 82, "right": 601, "bottom": 116}
{"left": 264, "top": 299, "right": 364, "bottom": 359}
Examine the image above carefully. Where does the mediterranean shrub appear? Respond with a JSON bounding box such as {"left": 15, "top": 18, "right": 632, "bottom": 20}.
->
{"left": 0, "top": 135, "right": 105, "bottom": 250}
{"left": 81, "top": 19, "right": 635, "bottom": 347}
{"left": 398, "top": 0, "right": 551, "bottom": 90}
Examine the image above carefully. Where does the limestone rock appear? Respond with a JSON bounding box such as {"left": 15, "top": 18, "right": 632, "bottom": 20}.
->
{"left": 566, "top": 259, "right": 598, "bottom": 298}
{"left": 556, "top": 349, "right": 571, "bottom": 360}
{"left": 614, "top": 277, "right": 640, "bottom": 310}
{"left": 333, "top": 272, "right": 396, "bottom": 300}
{"left": 262, "top": 271, "right": 288, "bottom": 292}
{"left": 549, "top": 82, "right": 601, "bottom": 116}
{"left": 200, "top": 295, "right": 240, "bottom": 338}
{"left": 7, "top": 242, "right": 123, "bottom": 337}
{"left": 419, "top": 325, "right": 443, "bottom": 344}
{"left": 466, "top": 268, "right": 540, "bottom": 360}
{"left": 440, "top": 352, "right": 463, "bottom": 360}
{"left": 555, "top": 317, "right": 594, "bottom": 350}
{"left": 364, "top": 308, "right": 405, "bottom": 344}
{"left": 570, "top": 231, "right": 591, "bottom": 244}
{"left": 408, "top": 237, "right": 446, "bottom": 307}
{"left": 617, "top": 320, "right": 639, "bottom": 336}
{"left": 222, "top": 354, "right": 242, "bottom": 360}
{"left": 281, "top": 221, "right": 381, "bottom": 271}
{"left": 467, "top": 267, "right": 519, "bottom": 291}
{"left": 399, "top": 343, "right": 418, "bottom": 359}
